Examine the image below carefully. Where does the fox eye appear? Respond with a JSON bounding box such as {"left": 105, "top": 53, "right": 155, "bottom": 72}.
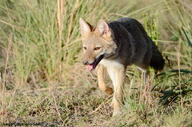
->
{"left": 94, "top": 47, "right": 101, "bottom": 51}
{"left": 83, "top": 47, "right": 87, "bottom": 50}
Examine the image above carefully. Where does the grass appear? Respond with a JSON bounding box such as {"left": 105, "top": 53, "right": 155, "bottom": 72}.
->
{"left": 0, "top": 0, "right": 192, "bottom": 126}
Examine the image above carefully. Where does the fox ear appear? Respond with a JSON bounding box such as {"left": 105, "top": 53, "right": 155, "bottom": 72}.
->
{"left": 96, "top": 19, "right": 111, "bottom": 37}
{"left": 79, "top": 18, "right": 92, "bottom": 37}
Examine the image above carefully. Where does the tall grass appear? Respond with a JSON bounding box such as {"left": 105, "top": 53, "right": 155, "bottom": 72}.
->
{"left": 0, "top": 0, "right": 138, "bottom": 86}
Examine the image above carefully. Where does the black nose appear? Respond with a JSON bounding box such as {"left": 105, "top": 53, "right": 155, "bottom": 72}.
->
{"left": 83, "top": 61, "right": 89, "bottom": 65}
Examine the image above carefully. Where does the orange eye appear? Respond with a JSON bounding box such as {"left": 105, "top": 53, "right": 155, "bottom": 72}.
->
{"left": 94, "top": 47, "right": 101, "bottom": 51}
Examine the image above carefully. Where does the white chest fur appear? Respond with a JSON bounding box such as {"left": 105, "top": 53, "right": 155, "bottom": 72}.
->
{"left": 99, "top": 58, "right": 125, "bottom": 90}
{"left": 100, "top": 59, "right": 124, "bottom": 69}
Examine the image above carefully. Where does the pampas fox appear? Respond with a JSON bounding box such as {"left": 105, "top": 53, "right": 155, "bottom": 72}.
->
{"left": 79, "top": 17, "right": 164, "bottom": 116}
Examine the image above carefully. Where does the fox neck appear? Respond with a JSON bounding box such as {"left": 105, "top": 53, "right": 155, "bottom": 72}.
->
{"left": 104, "top": 50, "right": 119, "bottom": 59}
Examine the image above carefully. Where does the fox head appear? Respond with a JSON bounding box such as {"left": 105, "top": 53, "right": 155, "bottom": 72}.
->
{"left": 79, "top": 18, "right": 117, "bottom": 71}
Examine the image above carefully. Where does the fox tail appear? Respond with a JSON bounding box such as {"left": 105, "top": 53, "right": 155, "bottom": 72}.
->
{"left": 150, "top": 44, "right": 165, "bottom": 71}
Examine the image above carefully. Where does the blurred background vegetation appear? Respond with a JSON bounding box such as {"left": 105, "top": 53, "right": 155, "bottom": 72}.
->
{"left": 0, "top": 0, "right": 191, "bottom": 126}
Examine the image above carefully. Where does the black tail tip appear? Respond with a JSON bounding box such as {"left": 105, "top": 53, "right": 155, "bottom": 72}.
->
{"left": 150, "top": 56, "right": 165, "bottom": 71}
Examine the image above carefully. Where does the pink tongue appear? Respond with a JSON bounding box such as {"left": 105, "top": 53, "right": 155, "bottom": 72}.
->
{"left": 86, "top": 65, "right": 94, "bottom": 71}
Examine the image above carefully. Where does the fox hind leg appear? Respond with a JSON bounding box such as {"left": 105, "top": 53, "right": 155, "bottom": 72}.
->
{"left": 138, "top": 67, "right": 148, "bottom": 85}
{"left": 142, "top": 69, "right": 147, "bottom": 85}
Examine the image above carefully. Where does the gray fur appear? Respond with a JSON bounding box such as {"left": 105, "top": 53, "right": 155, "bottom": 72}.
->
{"left": 108, "top": 18, "right": 164, "bottom": 70}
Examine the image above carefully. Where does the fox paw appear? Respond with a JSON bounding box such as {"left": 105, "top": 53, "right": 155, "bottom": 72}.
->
{"left": 105, "top": 87, "right": 113, "bottom": 95}
{"left": 112, "top": 110, "right": 122, "bottom": 117}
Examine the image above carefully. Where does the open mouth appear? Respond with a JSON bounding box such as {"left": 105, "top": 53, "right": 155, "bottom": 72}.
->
{"left": 86, "top": 55, "right": 104, "bottom": 71}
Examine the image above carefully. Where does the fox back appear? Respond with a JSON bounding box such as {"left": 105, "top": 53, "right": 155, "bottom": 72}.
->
{"left": 108, "top": 18, "right": 165, "bottom": 70}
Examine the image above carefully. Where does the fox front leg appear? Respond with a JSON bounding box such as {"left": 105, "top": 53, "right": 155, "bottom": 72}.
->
{"left": 96, "top": 65, "right": 113, "bottom": 95}
{"left": 107, "top": 65, "right": 125, "bottom": 116}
